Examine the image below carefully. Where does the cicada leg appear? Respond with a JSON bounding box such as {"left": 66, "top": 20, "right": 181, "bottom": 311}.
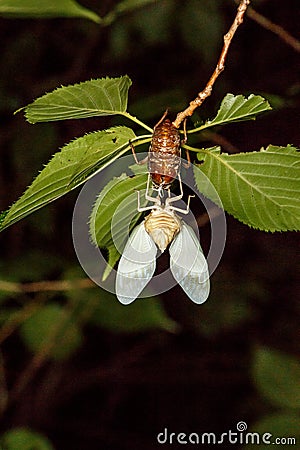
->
{"left": 130, "top": 140, "right": 148, "bottom": 165}
{"left": 183, "top": 149, "right": 191, "bottom": 168}
{"left": 137, "top": 173, "right": 161, "bottom": 212}
{"left": 165, "top": 173, "right": 194, "bottom": 215}
{"left": 154, "top": 109, "right": 169, "bottom": 129}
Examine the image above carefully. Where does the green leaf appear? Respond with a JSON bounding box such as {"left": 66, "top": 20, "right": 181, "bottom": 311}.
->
{"left": 0, "top": 428, "right": 54, "bottom": 450}
{"left": 19, "top": 304, "right": 83, "bottom": 360}
{"left": 190, "top": 94, "right": 272, "bottom": 134}
{"left": 19, "top": 76, "right": 132, "bottom": 123}
{"left": 243, "top": 411, "right": 300, "bottom": 450}
{"left": 196, "top": 275, "right": 256, "bottom": 338}
{"left": 98, "top": 0, "right": 160, "bottom": 26}
{"left": 252, "top": 347, "right": 300, "bottom": 409}
{"left": 0, "top": 250, "right": 64, "bottom": 282}
{"left": 88, "top": 290, "right": 177, "bottom": 333}
{"left": 114, "top": 0, "right": 158, "bottom": 14}
{"left": 89, "top": 171, "right": 148, "bottom": 278}
{"left": 0, "top": 210, "right": 8, "bottom": 227}
{"left": 0, "top": 126, "right": 136, "bottom": 232}
{"left": 194, "top": 145, "right": 300, "bottom": 231}
{"left": 0, "top": 0, "right": 100, "bottom": 22}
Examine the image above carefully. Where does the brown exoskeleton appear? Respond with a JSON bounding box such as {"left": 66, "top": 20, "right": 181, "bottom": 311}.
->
{"left": 131, "top": 110, "right": 189, "bottom": 196}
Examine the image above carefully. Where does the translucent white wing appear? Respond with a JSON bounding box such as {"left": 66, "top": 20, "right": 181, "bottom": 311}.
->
{"left": 169, "top": 222, "right": 210, "bottom": 304}
{"left": 116, "top": 222, "right": 157, "bottom": 305}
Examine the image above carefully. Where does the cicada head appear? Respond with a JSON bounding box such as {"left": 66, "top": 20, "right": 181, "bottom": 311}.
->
{"left": 144, "top": 210, "right": 181, "bottom": 252}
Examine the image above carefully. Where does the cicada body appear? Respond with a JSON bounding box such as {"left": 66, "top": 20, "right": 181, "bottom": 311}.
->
{"left": 148, "top": 113, "right": 181, "bottom": 190}
{"left": 144, "top": 208, "right": 181, "bottom": 252}
{"left": 115, "top": 203, "right": 210, "bottom": 305}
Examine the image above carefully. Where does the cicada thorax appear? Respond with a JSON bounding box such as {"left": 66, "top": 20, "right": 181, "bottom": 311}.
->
{"left": 148, "top": 115, "right": 181, "bottom": 190}
{"left": 144, "top": 209, "right": 181, "bottom": 253}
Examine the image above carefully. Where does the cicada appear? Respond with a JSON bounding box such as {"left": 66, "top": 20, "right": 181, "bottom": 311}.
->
{"left": 148, "top": 110, "right": 181, "bottom": 190}
{"left": 132, "top": 110, "right": 187, "bottom": 195}
{"left": 115, "top": 177, "right": 210, "bottom": 305}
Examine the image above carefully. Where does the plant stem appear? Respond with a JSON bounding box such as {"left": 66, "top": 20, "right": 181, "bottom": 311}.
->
{"left": 122, "top": 112, "right": 153, "bottom": 133}
{"left": 182, "top": 144, "right": 216, "bottom": 154}
{"left": 173, "top": 0, "right": 250, "bottom": 128}
{"left": 236, "top": 0, "right": 300, "bottom": 53}
{"left": 0, "top": 278, "right": 95, "bottom": 294}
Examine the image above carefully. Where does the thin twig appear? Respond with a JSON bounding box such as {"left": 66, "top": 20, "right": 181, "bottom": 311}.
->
{"left": 0, "top": 351, "right": 8, "bottom": 417}
{"left": 0, "top": 301, "right": 42, "bottom": 345}
{"left": 236, "top": 0, "right": 300, "bottom": 53}
{"left": 173, "top": 0, "right": 250, "bottom": 129}
{"left": 9, "top": 300, "right": 78, "bottom": 403}
{"left": 5, "top": 294, "right": 103, "bottom": 408}
{"left": 200, "top": 130, "right": 240, "bottom": 154}
{"left": 0, "top": 278, "right": 95, "bottom": 294}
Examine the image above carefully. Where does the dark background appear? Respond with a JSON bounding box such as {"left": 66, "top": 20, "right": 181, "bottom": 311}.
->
{"left": 0, "top": 0, "right": 299, "bottom": 449}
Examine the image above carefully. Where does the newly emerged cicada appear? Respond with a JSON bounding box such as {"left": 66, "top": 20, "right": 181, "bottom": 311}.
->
{"left": 116, "top": 176, "right": 210, "bottom": 305}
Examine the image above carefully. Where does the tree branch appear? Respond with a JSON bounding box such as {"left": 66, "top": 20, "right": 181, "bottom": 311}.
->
{"left": 9, "top": 300, "right": 77, "bottom": 403}
{"left": 0, "top": 278, "right": 95, "bottom": 294}
{"left": 173, "top": 0, "right": 250, "bottom": 129}
{"left": 237, "top": 0, "right": 300, "bottom": 53}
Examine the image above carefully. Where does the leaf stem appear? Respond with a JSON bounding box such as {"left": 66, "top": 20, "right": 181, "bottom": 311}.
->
{"left": 172, "top": 0, "right": 250, "bottom": 128}
{"left": 122, "top": 112, "right": 153, "bottom": 133}
{"left": 187, "top": 123, "right": 213, "bottom": 135}
{"left": 182, "top": 144, "right": 218, "bottom": 154}
{"left": 130, "top": 135, "right": 152, "bottom": 145}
